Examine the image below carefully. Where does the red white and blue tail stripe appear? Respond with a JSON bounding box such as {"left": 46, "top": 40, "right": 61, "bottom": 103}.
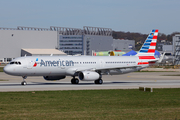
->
{"left": 136, "top": 29, "right": 158, "bottom": 60}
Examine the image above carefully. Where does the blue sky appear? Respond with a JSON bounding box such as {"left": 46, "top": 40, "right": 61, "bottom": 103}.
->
{"left": 0, "top": 0, "right": 180, "bottom": 34}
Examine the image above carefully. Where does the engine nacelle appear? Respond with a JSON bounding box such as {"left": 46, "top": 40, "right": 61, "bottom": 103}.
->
{"left": 43, "top": 76, "right": 66, "bottom": 81}
{"left": 78, "top": 71, "right": 100, "bottom": 81}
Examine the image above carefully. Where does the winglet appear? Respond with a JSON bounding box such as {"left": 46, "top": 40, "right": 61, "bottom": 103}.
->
{"left": 156, "top": 52, "right": 165, "bottom": 63}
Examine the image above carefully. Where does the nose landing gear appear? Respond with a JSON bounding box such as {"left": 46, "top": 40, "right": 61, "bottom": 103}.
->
{"left": 21, "top": 76, "right": 27, "bottom": 85}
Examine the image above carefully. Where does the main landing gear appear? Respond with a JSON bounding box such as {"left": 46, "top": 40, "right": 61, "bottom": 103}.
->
{"left": 21, "top": 76, "right": 27, "bottom": 85}
{"left": 71, "top": 72, "right": 103, "bottom": 84}
{"left": 71, "top": 77, "right": 79, "bottom": 84}
{"left": 94, "top": 79, "right": 103, "bottom": 84}
{"left": 94, "top": 72, "right": 103, "bottom": 84}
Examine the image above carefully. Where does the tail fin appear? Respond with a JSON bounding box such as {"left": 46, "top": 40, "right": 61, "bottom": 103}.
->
{"left": 136, "top": 29, "right": 158, "bottom": 60}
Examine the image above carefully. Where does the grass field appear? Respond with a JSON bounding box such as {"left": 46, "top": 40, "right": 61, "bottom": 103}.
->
{"left": 0, "top": 89, "right": 180, "bottom": 120}
{"left": 0, "top": 67, "right": 3, "bottom": 72}
{"left": 162, "top": 74, "right": 180, "bottom": 76}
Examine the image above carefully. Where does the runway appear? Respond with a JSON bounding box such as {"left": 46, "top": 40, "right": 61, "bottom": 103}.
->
{"left": 0, "top": 70, "right": 180, "bottom": 91}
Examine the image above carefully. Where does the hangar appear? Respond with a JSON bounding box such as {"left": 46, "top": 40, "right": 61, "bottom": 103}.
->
{"left": 0, "top": 27, "right": 58, "bottom": 62}
{"left": 21, "top": 49, "right": 66, "bottom": 56}
{"left": 0, "top": 26, "right": 135, "bottom": 63}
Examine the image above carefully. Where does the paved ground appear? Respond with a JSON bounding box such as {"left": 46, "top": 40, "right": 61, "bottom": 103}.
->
{"left": 0, "top": 68, "right": 180, "bottom": 91}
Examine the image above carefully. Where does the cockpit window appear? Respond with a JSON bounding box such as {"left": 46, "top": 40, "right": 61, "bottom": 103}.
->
{"left": 10, "top": 62, "right": 14, "bottom": 64}
{"left": 10, "top": 61, "right": 21, "bottom": 65}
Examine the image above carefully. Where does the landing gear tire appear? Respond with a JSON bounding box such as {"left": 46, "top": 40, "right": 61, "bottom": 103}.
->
{"left": 21, "top": 76, "right": 27, "bottom": 86}
{"left": 21, "top": 81, "right": 27, "bottom": 85}
{"left": 71, "top": 78, "right": 79, "bottom": 84}
{"left": 94, "top": 79, "right": 103, "bottom": 84}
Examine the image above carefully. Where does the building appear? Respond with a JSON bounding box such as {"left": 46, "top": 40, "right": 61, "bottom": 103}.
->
{"left": 83, "top": 26, "right": 113, "bottom": 55}
{"left": 0, "top": 26, "right": 135, "bottom": 63}
{"left": 0, "top": 26, "right": 58, "bottom": 63}
{"left": 173, "top": 34, "right": 180, "bottom": 65}
{"left": 50, "top": 26, "right": 113, "bottom": 55}
{"left": 162, "top": 45, "right": 173, "bottom": 53}
{"left": 50, "top": 26, "right": 83, "bottom": 55}
{"left": 155, "top": 35, "right": 180, "bottom": 65}
{"left": 113, "top": 39, "right": 135, "bottom": 52}
{"left": 21, "top": 49, "right": 66, "bottom": 56}
{"left": 52, "top": 26, "right": 134, "bottom": 55}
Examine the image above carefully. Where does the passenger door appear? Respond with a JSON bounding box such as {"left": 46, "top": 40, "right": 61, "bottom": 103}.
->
{"left": 26, "top": 59, "right": 33, "bottom": 69}
{"left": 99, "top": 59, "right": 104, "bottom": 68}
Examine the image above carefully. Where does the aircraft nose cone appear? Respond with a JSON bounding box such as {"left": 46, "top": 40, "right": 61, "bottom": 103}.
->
{"left": 3, "top": 65, "right": 13, "bottom": 75}
{"left": 3, "top": 66, "right": 9, "bottom": 74}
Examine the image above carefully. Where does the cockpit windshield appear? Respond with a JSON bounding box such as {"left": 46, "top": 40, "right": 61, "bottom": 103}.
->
{"left": 10, "top": 61, "right": 21, "bottom": 65}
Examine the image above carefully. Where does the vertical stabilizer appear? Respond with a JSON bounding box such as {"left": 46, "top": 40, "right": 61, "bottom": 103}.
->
{"left": 136, "top": 29, "right": 158, "bottom": 60}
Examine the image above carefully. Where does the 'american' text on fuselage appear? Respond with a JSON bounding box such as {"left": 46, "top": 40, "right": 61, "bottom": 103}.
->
{"left": 40, "top": 59, "right": 74, "bottom": 67}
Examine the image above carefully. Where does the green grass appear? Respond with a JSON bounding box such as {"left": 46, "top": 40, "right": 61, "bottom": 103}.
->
{"left": 0, "top": 80, "right": 8, "bottom": 81}
{"left": 162, "top": 74, "right": 180, "bottom": 76}
{"left": 0, "top": 89, "right": 180, "bottom": 119}
{"left": 0, "top": 67, "right": 3, "bottom": 72}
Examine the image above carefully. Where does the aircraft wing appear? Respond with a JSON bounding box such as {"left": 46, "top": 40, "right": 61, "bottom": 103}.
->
{"left": 66, "top": 65, "right": 141, "bottom": 75}
{"left": 95, "top": 65, "right": 140, "bottom": 71}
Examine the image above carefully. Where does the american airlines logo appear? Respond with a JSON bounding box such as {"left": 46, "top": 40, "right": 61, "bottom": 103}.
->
{"left": 33, "top": 58, "right": 38, "bottom": 67}
{"left": 40, "top": 59, "right": 74, "bottom": 67}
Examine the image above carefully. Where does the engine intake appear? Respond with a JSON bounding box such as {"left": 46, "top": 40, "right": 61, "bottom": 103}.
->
{"left": 78, "top": 71, "right": 100, "bottom": 81}
{"left": 43, "top": 76, "right": 66, "bottom": 81}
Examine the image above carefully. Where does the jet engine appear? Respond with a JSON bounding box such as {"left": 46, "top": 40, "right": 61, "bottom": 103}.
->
{"left": 43, "top": 76, "right": 66, "bottom": 81}
{"left": 78, "top": 71, "right": 100, "bottom": 81}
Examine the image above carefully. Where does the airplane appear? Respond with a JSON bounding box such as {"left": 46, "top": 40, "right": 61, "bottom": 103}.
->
{"left": 3, "top": 29, "right": 159, "bottom": 85}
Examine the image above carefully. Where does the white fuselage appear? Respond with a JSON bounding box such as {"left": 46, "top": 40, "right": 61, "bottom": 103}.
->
{"left": 3, "top": 56, "right": 148, "bottom": 77}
